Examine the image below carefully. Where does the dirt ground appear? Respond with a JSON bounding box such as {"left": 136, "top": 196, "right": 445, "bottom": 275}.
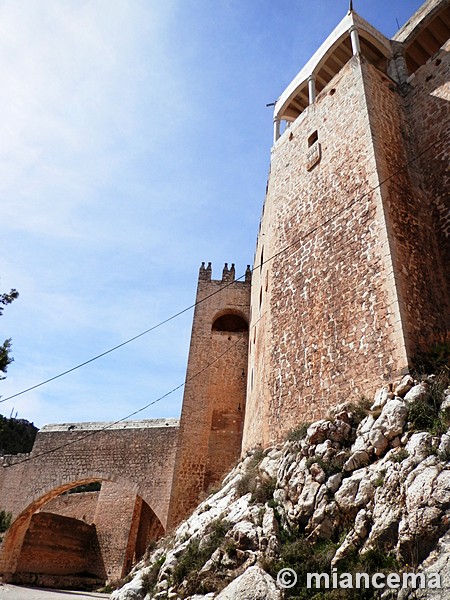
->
{"left": 0, "top": 584, "right": 110, "bottom": 600}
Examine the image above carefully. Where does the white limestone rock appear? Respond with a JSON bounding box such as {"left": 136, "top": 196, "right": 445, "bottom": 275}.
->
{"left": 295, "top": 474, "right": 321, "bottom": 519}
{"left": 326, "top": 472, "right": 343, "bottom": 494}
{"left": 309, "top": 461, "right": 326, "bottom": 483}
{"left": 110, "top": 577, "right": 145, "bottom": 600}
{"left": 111, "top": 375, "right": 450, "bottom": 600}
{"left": 343, "top": 450, "right": 370, "bottom": 472}
{"left": 371, "top": 386, "right": 391, "bottom": 412}
{"left": 368, "top": 428, "right": 389, "bottom": 456}
{"left": 259, "top": 455, "right": 280, "bottom": 480}
{"left": 438, "top": 432, "right": 450, "bottom": 456}
{"left": 315, "top": 439, "right": 333, "bottom": 457}
{"left": 375, "top": 399, "right": 409, "bottom": 440}
{"left": 306, "top": 420, "right": 333, "bottom": 444}
{"left": 404, "top": 382, "right": 430, "bottom": 404}
{"left": 231, "top": 520, "right": 260, "bottom": 550}
{"left": 395, "top": 375, "right": 415, "bottom": 397}
{"left": 357, "top": 414, "right": 376, "bottom": 436}
{"left": 440, "top": 388, "right": 450, "bottom": 414}
{"left": 334, "top": 468, "right": 374, "bottom": 513}
{"left": 215, "top": 565, "right": 282, "bottom": 600}
{"left": 405, "top": 432, "right": 433, "bottom": 461}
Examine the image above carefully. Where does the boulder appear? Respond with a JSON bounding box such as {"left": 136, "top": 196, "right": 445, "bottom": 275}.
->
{"left": 215, "top": 565, "right": 282, "bottom": 600}
{"left": 343, "top": 450, "right": 370, "bottom": 472}
{"left": 395, "top": 375, "right": 415, "bottom": 398}
{"left": 404, "top": 383, "right": 430, "bottom": 404}
{"left": 110, "top": 578, "right": 145, "bottom": 600}
{"left": 371, "top": 386, "right": 391, "bottom": 412}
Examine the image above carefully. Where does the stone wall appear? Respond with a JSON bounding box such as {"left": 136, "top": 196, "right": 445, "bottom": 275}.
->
{"left": 362, "top": 49, "right": 450, "bottom": 359}
{"left": 243, "top": 37, "right": 449, "bottom": 450}
{"left": 245, "top": 56, "right": 404, "bottom": 449}
{"left": 40, "top": 491, "right": 99, "bottom": 524}
{"left": 405, "top": 39, "right": 450, "bottom": 325}
{"left": 16, "top": 512, "right": 104, "bottom": 578}
{"left": 0, "top": 419, "right": 179, "bottom": 580}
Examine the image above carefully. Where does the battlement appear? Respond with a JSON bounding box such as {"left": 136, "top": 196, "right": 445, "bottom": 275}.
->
{"left": 198, "top": 262, "right": 252, "bottom": 284}
{"left": 39, "top": 418, "right": 180, "bottom": 433}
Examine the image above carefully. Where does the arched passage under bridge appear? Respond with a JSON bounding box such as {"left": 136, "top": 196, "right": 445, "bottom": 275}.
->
{"left": 0, "top": 419, "right": 179, "bottom": 585}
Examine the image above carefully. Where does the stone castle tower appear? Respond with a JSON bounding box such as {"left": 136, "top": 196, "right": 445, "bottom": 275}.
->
{"left": 243, "top": 0, "right": 450, "bottom": 450}
{"left": 167, "top": 263, "right": 251, "bottom": 527}
{"left": 168, "top": 0, "right": 449, "bottom": 519}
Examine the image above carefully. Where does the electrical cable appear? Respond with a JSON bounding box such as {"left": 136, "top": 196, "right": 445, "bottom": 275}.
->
{"left": 1, "top": 137, "right": 441, "bottom": 467}
{"left": 3, "top": 313, "right": 266, "bottom": 468}
{"left": 0, "top": 134, "right": 439, "bottom": 407}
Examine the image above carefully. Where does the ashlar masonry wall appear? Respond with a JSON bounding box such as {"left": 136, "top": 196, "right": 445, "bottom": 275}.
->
{"left": 361, "top": 54, "right": 450, "bottom": 359}
{"left": 405, "top": 39, "right": 450, "bottom": 316}
{"left": 244, "top": 55, "right": 412, "bottom": 449}
{"left": 16, "top": 512, "right": 105, "bottom": 580}
{"left": 167, "top": 264, "right": 251, "bottom": 527}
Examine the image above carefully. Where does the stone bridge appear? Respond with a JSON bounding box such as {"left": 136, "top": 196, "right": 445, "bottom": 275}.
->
{"left": 0, "top": 419, "right": 179, "bottom": 585}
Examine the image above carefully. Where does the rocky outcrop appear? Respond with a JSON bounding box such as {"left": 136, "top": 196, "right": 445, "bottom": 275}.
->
{"left": 111, "top": 372, "right": 450, "bottom": 600}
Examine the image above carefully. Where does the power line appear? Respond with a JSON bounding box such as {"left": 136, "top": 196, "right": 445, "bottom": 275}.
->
{"left": 4, "top": 312, "right": 266, "bottom": 468}
{"left": 0, "top": 273, "right": 248, "bottom": 404}
{"left": 3, "top": 333, "right": 247, "bottom": 467}
{"left": 1, "top": 136, "right": 441, "bottom": 466}
{"left": 0, "top": 135, "right": 438, "bottom": 406}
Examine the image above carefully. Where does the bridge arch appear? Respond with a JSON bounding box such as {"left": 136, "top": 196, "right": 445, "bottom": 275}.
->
{"left": 1, "top": 476, "right": 165, "bottom": 584}
{"left": 0, "top": 419, "right": 179, "bottom": 584}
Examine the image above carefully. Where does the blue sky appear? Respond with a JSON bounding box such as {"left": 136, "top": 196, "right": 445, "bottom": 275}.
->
{"left": 0, "top": 0, "right": 424, "bottom": 428}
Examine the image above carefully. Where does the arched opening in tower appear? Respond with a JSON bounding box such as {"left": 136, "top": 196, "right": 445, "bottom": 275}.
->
{"left": 212, "top": 313, "right": 249, "bottom": 332}
{"left": 203, "top": 311, "right": 249, "bottom": 491}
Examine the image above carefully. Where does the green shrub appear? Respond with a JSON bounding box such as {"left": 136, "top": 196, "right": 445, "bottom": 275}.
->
{"left": 0, "top": 509, "right": 12, "bottom": 543}
{"left": 171, "top": 518, "right": 231, "bottom": 596}
{"left": 142, "top": 555, "right": 165, "bottom": 595}
{"left": 236, "top": 470, "right": 276, "bottom": 505}
{"left": 391, "top": 448, "right": 409, "bottom": 463}
{"left": 346, "top": 397, "right": 372, "bottom": 425}
{"left": 0, "top": 415, "right": 37, "bottom": 454}
{"left": 263, "top": 526, "right": 402, "bottom": 599}
{"left": 373, "top": 471, "right": 385, "bottom": 487}
{"left": 0, "top": 510, "right": 12, "bottom": 533}
{"left": 69, "top": 482, "right": 101, "bottom": 493}
{"left": 409, "top": 398, "right": 444, "bottom": 434}
{"left": 236, "top": 471, "right": 255, "bottom": 497}
{"left": 412, "top": 339, "right": 450, "bottom": 376}
{"left": 287, "top": 423, "right": 311, "bottom": 442}
{"left": 405, "top": 368, "right": 450, "bottom": 435}
{"left": 251, "top": 477, "right": 276, "bottom": 504}
{"left": 306, "top": 456, "right": 343, "bottom": 477}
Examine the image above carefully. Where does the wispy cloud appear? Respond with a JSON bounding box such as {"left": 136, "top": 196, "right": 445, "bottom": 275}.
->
{"left": 1, "top": 0, "right": 425, "bottom": 427}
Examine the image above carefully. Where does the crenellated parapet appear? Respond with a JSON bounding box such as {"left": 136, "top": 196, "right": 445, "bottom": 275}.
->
{"left": 198, "top": 262, "right": 252, "bottom": 285}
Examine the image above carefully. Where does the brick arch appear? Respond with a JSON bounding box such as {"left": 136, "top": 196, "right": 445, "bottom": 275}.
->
{"left": 0, "top": 420, "right": 179, "bottom": 582}
{"left": 14, "top": 470, "right": 159, "bottom": 523}
{"left": 1, "top": 475, "right": 165, "bottom": 580}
